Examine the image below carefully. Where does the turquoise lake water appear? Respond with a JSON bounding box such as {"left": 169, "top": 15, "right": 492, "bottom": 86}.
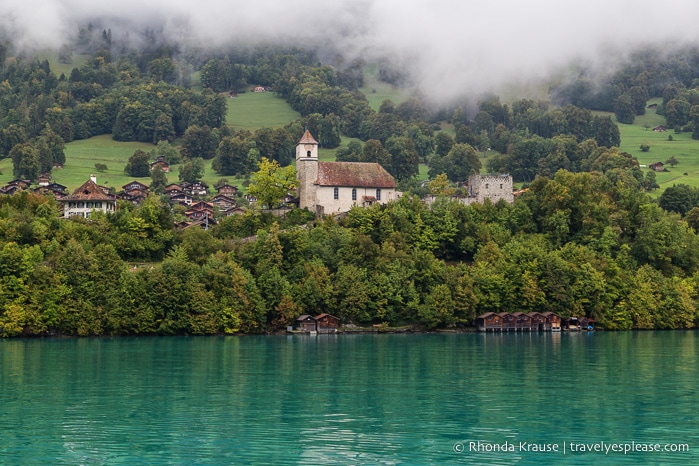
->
{"left": 1, "top": 332, "right": 698, "bottom": 465}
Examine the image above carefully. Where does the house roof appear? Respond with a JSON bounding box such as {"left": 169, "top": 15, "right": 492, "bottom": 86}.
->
{"left": 122, "top": 181, "right": 150, "bottom": 190}
{"left": 215, "top": 184, "right": 238, "bottom": 192}
{"left": 298, "top": 130, "right": 318, "bottom": 145}
{"left": 62, "top": 179, "right": 115, "bottom": 202}
{"left": 296, "top": 314, "right": 316, "bottom": 321}
{"left": 316, "top": 162, "right": 396, "bottom": 188}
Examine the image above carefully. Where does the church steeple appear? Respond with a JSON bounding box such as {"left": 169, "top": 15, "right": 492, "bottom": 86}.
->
{"left": 296, "top": 130, "right": 319, "bottom": 212}
{"left": 296, "top": 130, "right": 318, "bottom": 161}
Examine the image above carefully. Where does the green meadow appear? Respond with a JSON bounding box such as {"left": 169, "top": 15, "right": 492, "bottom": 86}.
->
{"left": 601, "top": 97, "right": 699, "bottom": 192}
{"left": 226, "top": 91, "right": 300, "bottom": 131}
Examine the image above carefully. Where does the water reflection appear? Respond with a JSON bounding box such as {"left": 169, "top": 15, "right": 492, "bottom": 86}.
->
{"left": 1, "top": 332, "right": 698, "bottom": 464}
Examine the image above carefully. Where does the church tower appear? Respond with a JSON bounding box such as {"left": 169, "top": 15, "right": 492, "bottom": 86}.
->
{"left": 296, "top": 130, "right": 319, "bottom": 211}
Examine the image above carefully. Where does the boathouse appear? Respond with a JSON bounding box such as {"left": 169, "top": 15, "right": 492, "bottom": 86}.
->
{"left": 477, "top": 312, "right": 502, "bottom": 331}
{"left": 314, "top": 314, "right": 339, "bottom": 333}
{"left": 295, "top": 315, "right": 317, "bottom": 332}
{"left": 499, "top": 312, "right": 517, "bottom": 331}
{"left": 541, "top": 312, "right": 561, "bottom": 331}
{"left": 512, "top": 312, "right": 534, "bottom": 331}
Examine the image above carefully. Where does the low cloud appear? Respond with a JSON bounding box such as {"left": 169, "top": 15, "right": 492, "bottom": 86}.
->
{"left": 4, "top": 0, "right": 699, "bottom": 103}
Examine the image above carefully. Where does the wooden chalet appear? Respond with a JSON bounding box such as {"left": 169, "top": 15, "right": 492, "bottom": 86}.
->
{"left": 1, "top": 179, "right": 31, "bottom": 195}
{"left": 170, "top": 192, "right": 193, "bottom": 206}
{"left": 182, "top": 181, "right": 208, "bottom": 197}
{"left": 295, "top": 315, "right": 317, "bottom": 332}
{"left": 184, "top": 201, "right": 216, "bottom": 225}
{"left": 34, "top": 182, "right": 68, "bottom": 199}
{"left": 649, "top": 162, "right": 665, "bottom": 172}
{"left": 150, "top": 156, "right": 170, "bottom": 173}
{"left": 221, "top": 206, "right": 246, "bottom": 216}
{"left": 212, "top": 194, "right": 237, "bottom": 210}
{"left": 119, "top": 181, "right": 150, "bottom": 205}
{"left": 215, "top": 184, "right": 239, "bottom": 196}
{"left": 37, "top": 174, "right": 51, "bottom": 186}
{"left": 165, "top": 183, "right": 183, "bottom": 195}
{"left": 314, "top": 314, "right": 339, "bottom": 333}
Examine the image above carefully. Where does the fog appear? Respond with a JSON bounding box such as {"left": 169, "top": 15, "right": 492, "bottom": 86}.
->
{"left": 4, "top": 0, "right": 699, "bottom": 103}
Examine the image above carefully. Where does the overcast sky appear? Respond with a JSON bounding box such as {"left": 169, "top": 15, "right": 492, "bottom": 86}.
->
{"left": 4, "top": 0, "right": 699, "bottom": 103}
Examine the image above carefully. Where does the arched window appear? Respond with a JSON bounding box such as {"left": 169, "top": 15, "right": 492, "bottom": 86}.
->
{"left": 307, "top": 151, "right": 311, "bottom": 157}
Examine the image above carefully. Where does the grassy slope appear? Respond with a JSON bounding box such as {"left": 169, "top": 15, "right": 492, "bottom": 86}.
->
{"left": 599, "top": 97, "right": 699, "bottom": 192}
{"left": 226, "top": 91, "right": 300, "bottom": 131}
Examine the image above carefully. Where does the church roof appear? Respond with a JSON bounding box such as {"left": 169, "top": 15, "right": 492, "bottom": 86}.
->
{"left": 62, "top": 179, "right": 115, "bottom": 202}
{"left": 298, "top": 130, "right": 318, "bottom": 145}
{"left": 316, "top": 162, "right": 396, "bottom": 188}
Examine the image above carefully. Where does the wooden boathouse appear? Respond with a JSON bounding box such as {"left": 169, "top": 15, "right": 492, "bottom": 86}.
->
{"left": 477, "top": 311, "right": 577, "bottom": 332}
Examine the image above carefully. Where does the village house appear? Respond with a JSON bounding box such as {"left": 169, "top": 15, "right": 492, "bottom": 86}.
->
{"left": 184, "top": 201, "right": 216, "bottom": 225}
{"left": 150, "top": 156, "right": 170, "bottom": 173}
{"left": 33, "top": 182, "right": 68, "bottom": 199}
{"left": 182, "top": 181, "right": 209, "bottom": 197}
{"left": 212, "top": 194, "right": 237, "bottom": 210}
{"left": 0, "top": 179, "right": 31, "bottom": 195}
{"left": 165, "top": 183, "right": 183, "bottom": 195}
{"left": 220, "top": 206, "right": 246, "bottom": 217}
{"left": 37, "top": 174, "right": 51, "bottom": 186}
{"left": 118, "top": 181, "right": 150, "bottom": 205}
{"left": 59, "top": 175, "right": 117, "bottom": 218}
{"left": 649, "top": 162, "right": 665, "bottom": 172}
{"left": 215, "top": 183, "right": 239, "bottom": 196}
{"left": 296, "top": 130, "right": 399, "bottom": 216}
{"left": 170, "top": 192, "right": 193, "bottom": 206}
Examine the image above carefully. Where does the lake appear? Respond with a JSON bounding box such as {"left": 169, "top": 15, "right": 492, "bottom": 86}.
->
{"left": 1, "top": 332, "right": 697, "bottom": 464}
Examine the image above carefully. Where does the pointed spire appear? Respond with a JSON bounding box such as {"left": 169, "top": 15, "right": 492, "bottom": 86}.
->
{"left": 298, "top": 130, "right": 318, "bottom": 145}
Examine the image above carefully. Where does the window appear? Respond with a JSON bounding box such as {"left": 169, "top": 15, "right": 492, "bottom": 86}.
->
{"left": 485, "top": 184, "right": 489, "bottom": 189}
{"left": 500, "top": 184, "right": 503, "bottom": 189}
{"left": 333, "top": 187, "right": 339, "bottom": 200}
{"left": 77, "top": 202, "right": 84, "bottom": 208}
{"left": 352, "top": 188, "right": 357, "bottom": 201}
{"left": 86, "top": 202, "right": 93, "bottom": 208}
{"left": 307, "top": 151, "right": 311, "bottom": 157}
{"left": 376, "top": 189, "right": 381, "bottom": 201}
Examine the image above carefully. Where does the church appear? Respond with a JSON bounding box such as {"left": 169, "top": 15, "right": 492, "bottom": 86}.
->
{"left": 296, "top": 130, "right": 399, "bottom": 216}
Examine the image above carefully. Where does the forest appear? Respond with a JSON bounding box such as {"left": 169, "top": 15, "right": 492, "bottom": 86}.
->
{"left": 2, "top": 29, "right": 699, "bottom": 336}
